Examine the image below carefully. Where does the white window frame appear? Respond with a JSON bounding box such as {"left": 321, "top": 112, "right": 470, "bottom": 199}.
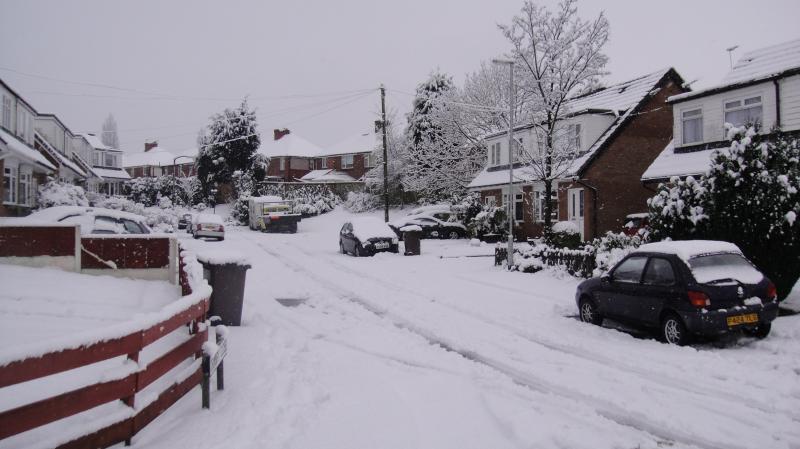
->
{"left": 364, "top": 153, "right": 375, "bottom": 168}
{"left": 279, "top": 157, "right": 285, "bottom": 171}
{"left": 723, "top": 95, "right": 763, "bottom": 132}
{"left": 484, "top": 195, "right": 496, "bottom": 207}
{"left": 514, "top": 192, "right": 524, "bottom": 223}
{"left": 105, "top": 152, "right": 117, "bottom": 167}
{"left": 681, "top": 108, "right": 703, "bottom": 145}
{"left": 18, "top": 169, "right": 32, "bottom": 206}
{"left": 3, "top": 165, "right": 18, "bottom": 204}
{"left": 342, "top": 154, "right": 354, "bottom": 169}
{"left": 569, "top": 123, "right": 582, "bottom": 151}
{"left": 2, "top": 96, "right": 11, "bottom": 130}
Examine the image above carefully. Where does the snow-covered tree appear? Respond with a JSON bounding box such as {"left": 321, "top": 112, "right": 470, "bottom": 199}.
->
{"left": 196, "top": 99, "right": 262, "bottom": 199}
{"left": 500, "top": 0, "right": 610, "bottom": 230}
{"left": 101, "top": 113, "right": 119, "bottom": 149}
{"left": 648, "top": 126, "right": 800, "bottom": 299}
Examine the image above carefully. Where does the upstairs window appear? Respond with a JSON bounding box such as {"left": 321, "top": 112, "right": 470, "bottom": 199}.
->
{"left": 105, "top": 153, "right": 117, "bottom": 167}
{"left": 569, "top": 124, "right": 582, "bottom": 151}
{"left": 16, "top": 108, "right": 29, "bottom": 141}
{"left": 489, "top": 142, "right": 502, "bottom": 166}
{"left": 681, "top": 109, "right": 703, "bottom": 145}
{"left": 724, "top": 96, "right": 762, "bottom": 129}
{"left": 365, "top": 153, "right": 376, "bottom": 168}
{"left": 2, "top": 96, "right": 11, "bottom": 130}
{"left": 93, "top": 151, "right": 102, "bottom": 166}
{"left": 513, "top": 138, "right": 524, "bottom": 162}
{"left": 342, "top": 154, "right": 354, "bottom": 169}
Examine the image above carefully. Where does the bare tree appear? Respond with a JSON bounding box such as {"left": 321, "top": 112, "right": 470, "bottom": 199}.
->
{"left": 500, "top": 0, "right": 609, "bottom": 230}
{"left": 101, "top": 113, "right": 120, "bottom": 149}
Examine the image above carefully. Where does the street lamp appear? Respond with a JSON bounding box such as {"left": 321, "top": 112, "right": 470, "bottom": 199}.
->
{"left": 492, "top": 58, "right": 515, "bottom": 270}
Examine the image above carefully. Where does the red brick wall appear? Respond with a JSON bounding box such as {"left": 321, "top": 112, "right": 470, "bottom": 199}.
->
{"left": 324, "top": 153, "right": 371, "bottom": 180}
{"left": 579, "top": 79, "right": 685, "bottom": 239}
{"left": 266, "top": 157, "right": 311, "bottom": 181}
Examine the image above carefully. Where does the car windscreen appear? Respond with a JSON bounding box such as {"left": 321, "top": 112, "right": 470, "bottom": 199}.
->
{"left": 688, "top": 253, "right": 763, "bottom": 285}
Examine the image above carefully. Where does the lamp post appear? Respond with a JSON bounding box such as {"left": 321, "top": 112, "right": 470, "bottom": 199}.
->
{"left": 492, "top": 58, "right": 515, "bottom": 270}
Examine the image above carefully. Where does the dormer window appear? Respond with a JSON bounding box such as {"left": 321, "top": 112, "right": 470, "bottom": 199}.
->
{"left": 569, "top": 124, "right": 582, "bottom": 151}
{"left": 2, "top": 96, "right": 11, "bottom": 130}
{"left": 724, "top": 95, "right": 762, "bottom": 129}
{"left": 681, "top": 109, "right": 703, "bottom": 145}
{"left": 489, "top": 142, "right": 501, "bottom": 166}
{"left": 512, "top": 137, "right": 524, "bottom": 162}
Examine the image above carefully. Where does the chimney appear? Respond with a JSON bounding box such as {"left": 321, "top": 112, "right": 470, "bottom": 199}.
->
{"left": 273, "top": 128, "right": 290, "bottom": 141}
{"left": 144, "top": 141, "right": 158, "bottom": 152}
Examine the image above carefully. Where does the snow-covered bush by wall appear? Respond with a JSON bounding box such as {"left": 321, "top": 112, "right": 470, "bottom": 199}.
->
{"left": 261, "top": 184, "right": 341, "bottom": 216}
{"left": 545, "top": 221, "right": 581, "bottom": 249}
{"left": 647, "top": 125, "right": 799, "bottom": 299}
{"left": 37, "top": 180, "right": 89, "bottom": 208}
{"left": 125, "top": 175, "right": 195, "bottom": 207}
{"left": 469, "top": 206, "right": 507, "bottom": 239}
{"left": 344, "top": 191, "right": 381, "bottom": 212}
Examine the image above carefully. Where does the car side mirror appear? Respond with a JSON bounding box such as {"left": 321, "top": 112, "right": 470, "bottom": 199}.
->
{"left": 601, "top": 273, "right": 612, "bottom": 283}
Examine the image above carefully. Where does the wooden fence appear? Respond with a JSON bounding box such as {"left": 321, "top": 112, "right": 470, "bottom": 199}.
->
{"left": 0, "top": 242, "right": 209, "bottom": 448}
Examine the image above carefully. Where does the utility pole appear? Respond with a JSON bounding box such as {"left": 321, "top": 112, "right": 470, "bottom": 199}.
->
{"left": 380, "top": 84, "right": 390, "bottom": 222}
{"left": 493, "top": 59, "right": 515, "bottom": 269}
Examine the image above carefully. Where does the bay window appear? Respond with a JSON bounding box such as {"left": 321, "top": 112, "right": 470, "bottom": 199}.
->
{"left": 18, "top": 171, "right": 31, "bottom": 206}
{"left": 3, "top": 165, "right": 17, "bottom": 204}
{"left": 681, "top": 109, "right": 703, "bottom": 145}
{"left": 724, "top": 96, "right": 762, "bottom": 129}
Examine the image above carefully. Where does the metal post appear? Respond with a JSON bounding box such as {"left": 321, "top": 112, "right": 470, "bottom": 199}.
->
{"left": 202, "top": 354, "right": 210, "bottom": 409}
{"left": 216, "top": 332, "right": 224, "bottom": 391}
{"left": 507, "top": 63, "right": 515, "bottom": 269}
{"left": 380, "top": 85, "right": 390, "bottom": 223}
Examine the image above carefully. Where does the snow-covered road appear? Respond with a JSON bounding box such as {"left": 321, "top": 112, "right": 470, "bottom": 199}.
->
{"left": 135, "top": 208, "right": 800, "bottom": 449}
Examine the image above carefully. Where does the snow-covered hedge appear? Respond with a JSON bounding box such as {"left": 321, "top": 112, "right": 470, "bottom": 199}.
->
{"left": 37, "top": 180, "right": 89, "bottom": 208}
{"left": 344, "top": 191, "right": 381, "bottom": 212}
{"left": 508, "top": 232, "right": 643, "bottom": 277}
{"left": 125, "top": 176, "right": 196, "bottom": 207}
{"left": 262, "top": 184, "right": 340, "bottom": 216}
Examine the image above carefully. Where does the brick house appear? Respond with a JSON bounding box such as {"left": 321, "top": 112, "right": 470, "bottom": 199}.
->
{"left": 123, "top": 141, "right": 198, "bottom": 179}
{"left": 0, "top": 79, "right": 57, "bottom": 216}
{"left": 259, "top": 129, "right": 324, "bottom": 181}
{"left": 468, "top": 68, "right": 687, "bottom": 241}
{"left": 643, "top": 38, "right": 800, "bottom": 186}
{"left": 312, "top": 131, "right": 378, "bottom": 181}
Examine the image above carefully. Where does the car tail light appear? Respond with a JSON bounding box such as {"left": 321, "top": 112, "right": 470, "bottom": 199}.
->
{"left": 196, "top": 224, "right": 201, "bottom": 230}
{"left": 217, "top": 226, "right": 224, "bottom": 232}
{"left": 688, "top": 290, "right": 711, "bottom": 308}
{"left": 766, "top": 282, "right": 777, "bottom": 301}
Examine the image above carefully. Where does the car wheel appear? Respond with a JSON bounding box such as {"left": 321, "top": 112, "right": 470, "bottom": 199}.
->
{"left": 661, "top": 314, "right": 689, "bottom": 346}
{"left": 447, "top": 230, "right": 460, "bottom": 239}
{"left": 578, "top": 297, "right": 603, "bottom": 325}
{"left": 193, "top": 234, "right": 199, "bottom": 239}
{"left": 744, "top": 322, "right": 771, "bottom": 339}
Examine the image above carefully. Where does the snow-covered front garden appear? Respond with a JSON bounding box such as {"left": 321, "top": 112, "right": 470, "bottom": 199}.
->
{"left": 115, "top": 207, "right": 800, "bottom": 449}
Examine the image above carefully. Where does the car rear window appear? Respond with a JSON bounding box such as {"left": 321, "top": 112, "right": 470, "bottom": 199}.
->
{"left": 688, "top": 253, "right": 763, "bottom": 285}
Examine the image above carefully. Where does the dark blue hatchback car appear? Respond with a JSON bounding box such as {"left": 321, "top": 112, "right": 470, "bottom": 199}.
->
{"left": 575, "top": 240, "right": 779, "bottom": 345}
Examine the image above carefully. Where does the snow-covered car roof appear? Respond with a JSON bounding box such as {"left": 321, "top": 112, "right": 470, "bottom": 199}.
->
{"left": 194, "top": 213, "right": 224, "bottom": 225}
{"left": 23, "top": 206, "right": 151, "bottom": 235}
{"left": 407, "top": 204, "right": 452, "bottom": 215}
{"left": 391, "top": 214, "right": 466, "bottom": 229}
{"left": 348, "top": 217, "right": 397, "bottom": 241}
{"left": 633, "top": 240, "right": 743, "bottom": 262}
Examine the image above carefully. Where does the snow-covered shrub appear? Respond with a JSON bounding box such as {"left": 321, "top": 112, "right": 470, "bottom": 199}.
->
{"left": 37, "top": 180, "right": 89, "bottom": 208}
{"left": 262, "top": 184, "right": 341, "bottom": 216}
{"left": 344, "top": 191, "right": 381, "bottom": 213}
{"left": 229, "top": 195, "right": 250, "bottom": 225}
{"left": 585, "top": 232, "right": 643, "bottom": 276}
{"left": 647, "top": 125, "right": 800, "bottom": 299}
{"left": 125, "top": 176, "right": 192, "bottom": 207}
{"left": 469, "top": 206, "right": 507, "bottom": 240}
{"left": 94, "top": 196, "right": 185, "bottom": 233}
{"left": 450, "top": 192, "right": 483, "bottom": 227}
{"left": 545, "top": 221, "right": 581, "bottom": 249}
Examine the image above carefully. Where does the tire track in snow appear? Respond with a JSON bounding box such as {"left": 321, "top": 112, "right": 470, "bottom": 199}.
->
{"left": 241, "top": 235, "right": 754, "bottom": 449}
{"left": 314, "top": 250, "right": 799, "bottom": 424}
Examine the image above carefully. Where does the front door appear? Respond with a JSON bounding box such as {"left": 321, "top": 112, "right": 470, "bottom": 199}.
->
{"left": 568, "top": 188, "right": 585, "bottom": 240}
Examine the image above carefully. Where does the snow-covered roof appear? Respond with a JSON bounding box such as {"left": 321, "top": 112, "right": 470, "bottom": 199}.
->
{"left": 324, "top": 131, "right": 377, "bottom": 156}
{"left": 34, "top": 132, "right": 86, "bottom": 177}
{"left": 78, "top": 133, "right": 120, "bottom": 152}
{"left": 122, "top": 146, "right": 197, "bottom": 168}
{"left": 299, "top": 169, "right": 356, "bottom": 183}
{"left": 641, "top": 140, "right": 715, "bottom": 182}
{"left": 91, "top": 167, "right": 131, "bottom": 180}
{"left": 471, "top": 69, "right": 677, "bottom": 188}
{"left": 258, "top": 134, "right": 324, "bottom": 159}
{"left": 0, "top": 128, "right": 57, "bottom": 171}
{"left": 634, "top": 240, "right": 742, "bottom": 261}
{"left": 670, "top": 38, "right": 800, "bottom": 103}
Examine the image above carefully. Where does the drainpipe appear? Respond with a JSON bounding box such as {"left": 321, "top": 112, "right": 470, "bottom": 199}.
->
{"left": 574, "top": 178, "right": 599, "bottom": 240}
{"left": 773, "top": 79, "right": 782, "bottom": 130}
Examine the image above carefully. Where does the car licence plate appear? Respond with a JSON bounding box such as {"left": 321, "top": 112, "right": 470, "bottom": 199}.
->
{"left": 374, "top": 242, "right": 389, "bottom": 249}
{"left": 726, "top": 313, "right": 758, "bottom": 327}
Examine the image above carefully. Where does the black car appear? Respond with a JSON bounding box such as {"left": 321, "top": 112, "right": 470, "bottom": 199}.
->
{"left": 339, "top": 217, "right": 399, "bottom": 257}
{"left": 575, "top": 241, "right": 779, "bottom": 345}
{"left": 389, "top": 215, "right": 467, "bottom": 240}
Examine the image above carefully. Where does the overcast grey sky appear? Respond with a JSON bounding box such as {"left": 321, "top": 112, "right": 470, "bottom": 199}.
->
{"left": 1, "top": 0, "right": 798, "bottom": 153}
